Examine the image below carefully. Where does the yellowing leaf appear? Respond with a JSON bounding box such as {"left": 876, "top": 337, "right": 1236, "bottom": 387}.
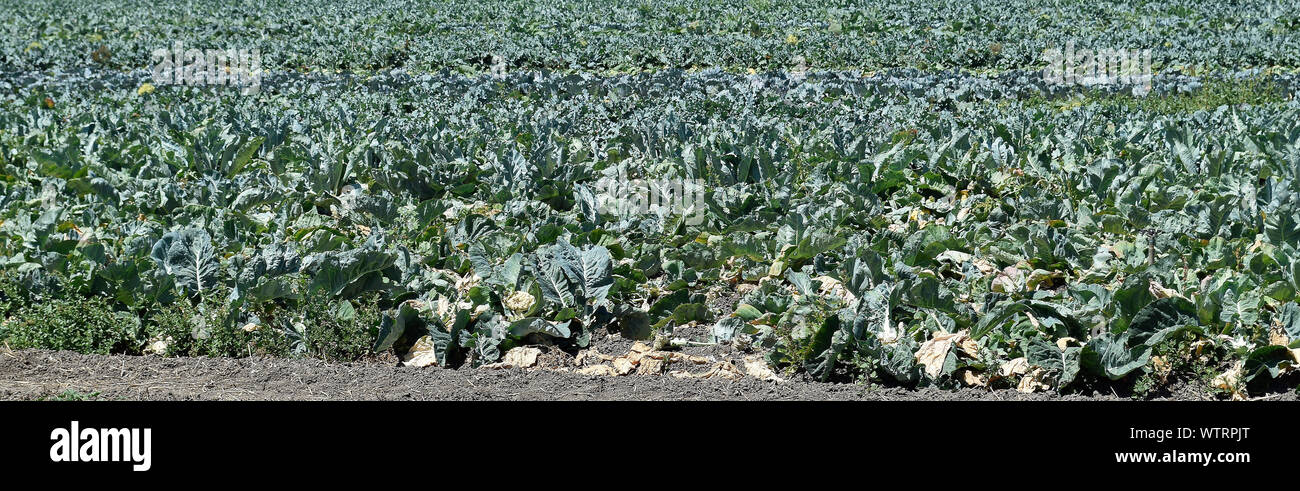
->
{"left": 915, "top": 331, "right": 969, "bottom": 378}
{"left": 577, "top": 365, "right": 617, "bottom": 376}
{"left": 1269, "top": 327, "right": 1289, "bottom": 347}
{"left": 1212, "top": 362, "right": 1247, "bottom": 401}
{"left": 960, "top": 369, "right": 987, "bottom": 387}
{"left": 612, "top": 357, "right": 636, "bottom": 375}
{"left": 1016, "top": 367, "right": 1052, "bottom": 393}
{"left": 744, "top": 355, "right": 783, "bottom": 382}
{"left": 999, "top": 357, "right": 1030, "bottom": 378}
{"left": 402, "top": 335, "right": 439, "bottom": 368}
{"left": 483, "top": 347, "right": 542, "bottom": 369}
{"left": 1056, "top": 337, "right": 1078, "bottom": 350}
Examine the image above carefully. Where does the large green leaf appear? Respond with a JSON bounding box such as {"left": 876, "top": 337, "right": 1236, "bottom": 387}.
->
{"left": 301, "top": 236, "right": 395, "bottom": 297}
{"left": 1243, "top": 345, "right": 1292, "bottom": 383}
{"left": 555, "top": 239, "right": 613, "bottom": 306}
{"left": 1082, "top": 332, "right": 1150, "bottom": 381}
{"left": 1128, "top": 297, "right": 1201, "bottom": 346}
{"left": 507, "top": 317, "right": 572, "bottom": 339}
{"left": 1265, "top": 206, "right": 1300, "bottom": 246}
{"left": 1025, "top": 337, "right": 1082, "bottom": 388}
{"left": 1218, "top": 288, "right": 1261, "bottom": 328}
{"left": 150, "top": 228, "right": 219, "bottom": 295}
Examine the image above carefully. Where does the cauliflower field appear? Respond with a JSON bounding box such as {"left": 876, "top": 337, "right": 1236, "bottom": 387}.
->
{"left": 3, "top": 0, "right": 1300, "bottom": 399}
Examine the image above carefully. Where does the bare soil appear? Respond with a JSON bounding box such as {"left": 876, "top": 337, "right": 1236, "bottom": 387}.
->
{"left": 0, "top": 347, "right": 1220, "bottom": 401}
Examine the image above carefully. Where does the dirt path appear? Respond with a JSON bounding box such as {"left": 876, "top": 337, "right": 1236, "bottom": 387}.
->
{"left": 0, "top": 348, "right": 1155, "bottom": 401}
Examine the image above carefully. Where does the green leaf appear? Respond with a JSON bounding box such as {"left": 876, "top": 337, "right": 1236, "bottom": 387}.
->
{"left": 876, "top": 337, "right": 922, "bottom": 384}
{"left": 150, "top": 229, "right": 219, "bottom": 295}
{"left": 508, "top": 317, "right": 572, "bottom": 338}
{"left": 302, "top": 236, "right": 395, "bottom": 297}
{"left": 734, "top": 303, "right": 763, "bottom": 321}
{"left": 1025, "top": 337, "right": 1082, "bottom": 388}
{"left": 972, "top": 299, "right": 1081, "bottom": 340}
{"left": 374, "top": 302, "right": 421, "bottom": 352}
{"left": 1218, "top": 288, "right": 1261, "bottom": 328}
{"left": 671, "top": 303, "right": 709, "bottom": 324}
{"left": 1060, "top": 347, "right": 1082, "bottom": 387}
{"left": 1112, "top": 274, "right": 1156, "bottom": 331}
{"left": 807, "top": 327, "right": 851, "bottom": 382}
{"left": 1082, "top": 333, "right": 1150, "bottom": 381}
{"left": 332, "top": 301, "right": 357, "bottom": 322}
{"left": 1265, "top": 207, "right": 1300, "bottom": 246}
{"left": 556, "top": 240, "right": 613, "bottom": 306}
{"left": 787, "top": 271, "right": 816, "bottom": 296}
{"left": 1129, "top": 297, "right": 1201, "bottom": 346}
{"left": 534, "top": 254, "right": 574, "bottom": 309}
{"left": 1025, "top": 337, "right": 1064, "bottom": 372}
{"left": 227, "top": 136, "right": 264, "bottom": 178}
{"left": 1278, "top": 302, "right": 1300, "bottom": 341}
{"left": 1243, "top": 345, "right": 1292, "bottom": 382}
{"left": 243, "top": 277, "right": 298, "bottom": 302}
{"left": 711, "top": 317, "right": 753, "bottom": 342}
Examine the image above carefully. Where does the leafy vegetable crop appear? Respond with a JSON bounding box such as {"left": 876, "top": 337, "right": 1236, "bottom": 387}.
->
{"left": 3, "top": 0, "right": 1300, "bottom": 398}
